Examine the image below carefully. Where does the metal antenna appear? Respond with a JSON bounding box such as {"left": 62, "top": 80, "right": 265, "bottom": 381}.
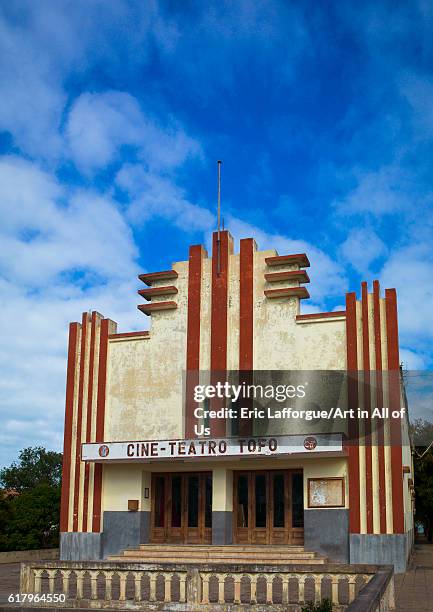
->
{"left": 217, "top": 160, "right": 222, "bottom": 275}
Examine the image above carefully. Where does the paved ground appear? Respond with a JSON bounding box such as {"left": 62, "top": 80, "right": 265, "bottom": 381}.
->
{"left": 0, "top": 563, "right": 20, "bottom": 606}
{"left": 394, "top": 541, "right": 433, "bottom": 611}
{"left": 1, "top": 542, "right": 433, "bottom": 609}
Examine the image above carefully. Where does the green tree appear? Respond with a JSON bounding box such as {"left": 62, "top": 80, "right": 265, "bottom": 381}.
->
{"left": 410, "top": 419, "right": 433, "bottom": 542}
{"left": 0, "top": 447, "right": 62, "bottom": 551}
{"left": 0, "top": 447, "right": 62, "bottom": 492}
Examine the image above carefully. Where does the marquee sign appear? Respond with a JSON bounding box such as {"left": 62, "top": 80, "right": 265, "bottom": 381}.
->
{"left": 82, "top": 433, "right": 343, "bottom": 462}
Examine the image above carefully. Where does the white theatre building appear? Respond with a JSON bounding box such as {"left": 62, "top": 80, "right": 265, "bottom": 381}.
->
{"left": 59, "top": 230, "right": 414, "bottom": 572}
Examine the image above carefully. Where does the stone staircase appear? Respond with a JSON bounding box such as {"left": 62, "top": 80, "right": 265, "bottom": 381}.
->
{"left": 108, "top": 544, "right": 327, "bottom": 565}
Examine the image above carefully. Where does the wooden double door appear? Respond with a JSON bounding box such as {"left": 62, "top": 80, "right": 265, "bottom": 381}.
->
{"left": 234, "top": 470, "right": 304, "bottom": 545}
{"left": 150, "top": 473, "right": 212, "bottom": 544}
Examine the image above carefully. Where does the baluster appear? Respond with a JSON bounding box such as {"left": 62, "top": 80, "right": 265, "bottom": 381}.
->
{"left": 34, "top": 569, "right": 43, "bottom": 594}
{"left": 76, "top": 571, "right": 84, "bottom": 600}
{"left": 298, "top": 575, "right": 306, "bottom": 603}
{"left": 348, "top": 575, "right": 357, "bottom": 602}
{"left": 314, "top": 574, "right": 322, "bottom": 603}
{"left": 331, "top": 575, "right": 339, "bottom": 604}
{"left": 234, "top": 575, "right": 242, "bottom": 604}
{"left": 47, "top": 569, "right": 56, "bottom": 594}
{"left": 201, "top": 573, "right": 210, "bottom": 604}
{"left": 89, "top": 571, "right": 99, "bottom": 600}
{"left": 163, "top": 573, "right": 171, "bottom": 602}
{"left": 282, "top": 575, "right": 289, "bottom": 604}
{"left": 133, "top": 572, "right": 141, "bottom": 601}
{"left": 218, "top": 573, "right": 226, "bottom": 604}
{"left": 250, "top": 575, "right": 257, "bottom": 604}
{"left": 105, "top": 571, "right": 113, "bottom": 601}
{"left": 266, "top": 574, "right": 273, "bottom": 604}
{"left": 149, "top": 573, "right": 157, "bottom": 601}
{"left": 62, "top": 570, "right": 71, "bottom": 599}
{"left": 179, "top": 573, "right": 187, "bottom": 602}
{"left": 118, "top": 572, "right": 127, "bottom": 601}
{"left": 362, "top": 574, "right": 371, "bottom": 587}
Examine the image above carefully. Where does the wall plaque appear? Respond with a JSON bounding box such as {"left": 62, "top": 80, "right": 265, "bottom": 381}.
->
{"left": 308, "top": 477, "right": 345, "bottom": 508}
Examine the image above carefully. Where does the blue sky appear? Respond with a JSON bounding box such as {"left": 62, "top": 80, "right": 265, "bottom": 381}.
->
{"left": 1, "top": 1, "right": 433, "bottom": 467}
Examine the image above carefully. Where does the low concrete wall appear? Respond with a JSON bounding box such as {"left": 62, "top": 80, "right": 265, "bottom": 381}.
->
{"left": 346, "top": 566, "right": 395, "bottom": 612}
{"left": 60, "top": 533, "right": 102, "bottom": 561}
{"left": 304, "top": 508, "right": 350, "bottom": 562}
{"left": 101, "top": 511, "right": 150, "bottom": 558}
{"left": 212, "top": 511, "right": 232, "bottom": 544}
{"left": 350, "top": 533, "right": 410, "bottom": 574}
{"left": 0, "top": 548, "right": 59, "bottom": 564}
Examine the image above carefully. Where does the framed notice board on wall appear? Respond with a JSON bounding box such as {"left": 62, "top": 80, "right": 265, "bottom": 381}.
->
{"left": 308, "top": 477, "right": 345, "bottom": 508}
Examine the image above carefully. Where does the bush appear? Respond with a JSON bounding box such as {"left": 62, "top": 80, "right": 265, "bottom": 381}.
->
{"left": 301, "top": 599, "right": 333, "bottom": 612}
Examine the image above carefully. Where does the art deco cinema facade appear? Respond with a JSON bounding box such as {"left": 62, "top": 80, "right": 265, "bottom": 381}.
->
{"left": 59, "top": 230, "right": 414, "bottom": 572}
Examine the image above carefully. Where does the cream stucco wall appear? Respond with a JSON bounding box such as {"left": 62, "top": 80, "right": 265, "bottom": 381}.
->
{"left": 101, "top": 456, "right": 349, "bottom": 515}
{"left": 103, "top": 248, "right": 348, "bottom": 443}
{"left": 104, "top": 260, "right": 189, "bottom": 442}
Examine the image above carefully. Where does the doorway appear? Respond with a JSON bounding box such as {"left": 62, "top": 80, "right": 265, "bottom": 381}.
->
{"left": 150, "top": 472, "right": 212, "bottom": 544}
{"left": 234, "top": 470, "right": 304, "bottom": 545}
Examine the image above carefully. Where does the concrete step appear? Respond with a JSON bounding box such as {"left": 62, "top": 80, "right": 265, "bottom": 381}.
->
{"left": 108, "top": 555, "right": 327, "bottom": 565}
{"left": 138, "top": 545, "right": 307, "bottom": 553}
{"left": 120, "top": 550, "right": 318, "bottom": 560}
{"left": 107, "top": 544, "right": 327, "bottom": 565}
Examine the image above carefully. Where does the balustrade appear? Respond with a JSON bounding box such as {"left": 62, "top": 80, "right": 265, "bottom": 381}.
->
{"left": 19, "top": 561, "right": 394, "bottom": 610}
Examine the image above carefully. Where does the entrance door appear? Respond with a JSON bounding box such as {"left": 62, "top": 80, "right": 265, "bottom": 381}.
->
{"left": 234, "top": 470, "right": 304, "bottom": 545}
{"left": 150, "top": 473, "right": 212, "bottom": 544}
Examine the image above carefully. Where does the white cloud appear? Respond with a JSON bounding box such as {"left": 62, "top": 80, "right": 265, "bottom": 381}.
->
{"left": 379, "top": 241, "right": 433, "bottom": 355}
{"left": 66, "top": 92, "right": 144, "bottom": 171}
{"left": 0, "top": 157, "right": 138, "bottom": 285}
{"left": 399, "top": 348, "right": 427, "bottom": 370}
{"left": 224, "top": 216, "right": 348, "bottom": 303}
{"left": 0, "top": 156, "right": 146, "bottom": 468}
{"left": 117, "top": 164, "right": 214, "bottom": 232}
{"left": 340, "top": 228, "right": 387, "bottom": 274}
{"left": 400, "top": 75, "right": 433, "bottom": 137}
{"left": 333, "top": 165, "right": 418, "bottom": 216}
{"left": 0, "top": 276, "right": 146, "bottom": 469}
{"left": 66, "top": 91, "right": 202, "bottom": 173}
{"left": 0, "top": 2, "right": 180, "bottom": 161}
{"left": 0, "top": 14, "right": 65, "bottom": 158}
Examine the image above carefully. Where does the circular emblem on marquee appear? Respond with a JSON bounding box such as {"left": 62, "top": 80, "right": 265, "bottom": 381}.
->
{"left": 99, "top": 444, "right": 110, "bottom": 458}
{"left": 303, "top": 436, "right": 317, "bottom": 451}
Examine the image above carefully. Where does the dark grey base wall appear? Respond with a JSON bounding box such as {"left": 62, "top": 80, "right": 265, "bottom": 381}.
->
{"left": 350, "top": 533, "right": 411, "bottom": 574}
{"left": 212, "top": 511, "right": 233, "bottom": 544}
{"left": 101, "top": 511, "right": 150, "bottom": 558}
{"left": 60, "top": 532, "right": 102, "bottom": 561}
{"left": 304, "top": 509, "right": 349, "bottom": 563}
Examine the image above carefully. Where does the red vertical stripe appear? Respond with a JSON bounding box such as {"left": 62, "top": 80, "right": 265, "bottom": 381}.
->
{"left": 385, "top": 288, "right": 404, "bottom": 534}
{"left": 210, "top": 230, "right": 232, "bottom": 436}
{"left": 185, "top": 245, "right": 206, "bottom": 438}
{"left": 82, "top": 311, "right": 97, "bottom": 532}
{"left": 60, "top": 322, "right": 79, "bottom": 533}
{"left": 361, "top": 282, "right": 373, "bottom": 534}
{"left": 72, "top": 312, "right": 89, "bottom": 531}
{"left": 92, "top": 317, "right": 110, "bottom": 532}
{"left": 346, "top": 292, "right": 360, "bottom": 534}
{"left": 373, "top": 280, "right": 387, "bottom": 533}
{"left": 239, "top": 239, "right": 254, "bottom": 370}
{"left": 239, "top": 238, "right": 254, "bottom": 437}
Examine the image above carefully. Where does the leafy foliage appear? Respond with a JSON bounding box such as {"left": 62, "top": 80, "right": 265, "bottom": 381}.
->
{"left": 411, "top": 420, "right": 433, "bottom": 542}
{"left": 301, "top": 599, "right": 333, "bottom": 612}
{"left": 0, "top": 447, "right": 62, "bottom": 492}
{"left": 0, "top": 447, "right": 62, "bottom": 551}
